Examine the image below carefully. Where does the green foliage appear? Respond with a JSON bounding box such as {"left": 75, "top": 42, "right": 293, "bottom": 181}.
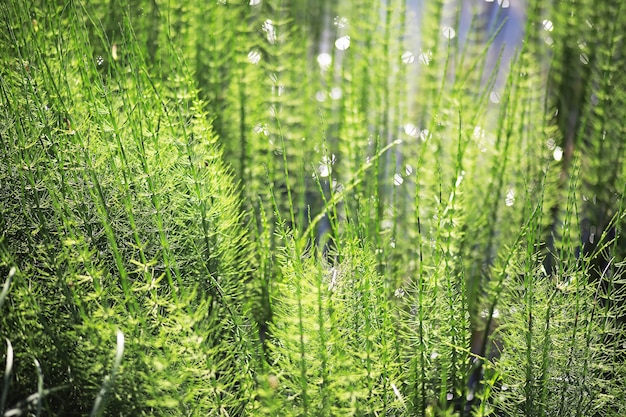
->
{"left": 1, "top": 0, "right": 625, "bottom": 416}
{"left": 0, "top": 1, "right": 254, "bottom": 414}
{"left": 264, "top": 234, "right": 403, "bottom": 416}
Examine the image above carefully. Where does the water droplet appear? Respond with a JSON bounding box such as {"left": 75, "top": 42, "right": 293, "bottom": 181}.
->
{"left": 393, "top": 173, "right": 404, "bottom": 186}
{"left": 546, "top": 138, "right": 556, "bottom": 150}
{"left": 544, "top": 36, "right": 554, "bottom": 46}
{"left": 418, "top": 51, "right": 431, "bottom": 65}
{"left": 315, "top": 91, "right": 327, "bottom": 102}
{"left": 447, "top": 393, "right": 454, "bottom": 401}
{"left": 318, "top": 164, "right": 330, "bottom": 178}
{"left": 96, "top": 55, "right": 104, "bottom": 66}
{"left": 262, "top": 19, "right": 276, "bottom": 44}
{"left": 249, "top": 0, "right": 261, "bottom": 5}
{"left": 505, "top": 188, "right": 515, "bottom": 207}
{"left": 318, "top": 155, "right": 335, "bottom": 178}
{"left": 401, "top": 51, "right": 414, "bottom": 64}
{"left": 405, "top": 164, "right": 413, "bottom": 176}
{"left": 589, "top": 225, "right": 597, "bottom": 244}
{"left": 553, "top": 146, "right": 563, "bottom": 161}
{"left": 577, "top": 39, "right": 587, "bottom": 50}
{"left": 442, "top": 27, "right": 456, "bottom": 40}
{"left": 579, "top": 53, "right": 589, "bottom": 65}
{"left": 217, "top": 0, "right": 226, "bottom": 4}
{"left": 390, "top": 239, "right": 396, "bottom": 248}
{"left": 473, "top": 126, "right": 485, "bottom": 139}
{"left": 489, "top": 91, "right": 500, "bottom": 103}
{"left": 497, "top": 0, "right": 510, "bottom": 7}
{"left": 111, "top": 44, "right": 118, "bottom": 60}
{"left": 335, "top": 36, "right": 351, "bottom": 51}
{"left": 542, "top": 20, "right": 554, "bottom": 32}
{"left": 317, "top": 52, "right": 332, "bottom": 70}
{"left": 404, "top": 123, "right": 419, "bottom": 138}
{"left": 394, "top": 288, "right": 405, "bottom": 298}
{"left": 333, "top": 16, "right": 348, "bottom": 29}
{"left": 420, "top": 129, "right": 430, "bottom": 142}
{"left": 431, "top": 351, "right": 439, "bottom": 359}
{"left": 330, "top": 87, "right": 342, "bottom": 100}
{"left": 247, "top": 50, "right": 261, "bottom": 64}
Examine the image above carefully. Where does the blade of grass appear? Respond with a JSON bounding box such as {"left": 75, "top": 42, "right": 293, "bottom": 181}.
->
{"left": 0, "top": 267, "right": 14, "bottom": 310}
{"left": 90, "top": 330, "right": 125, "bottom": 417}
{"left": 1, "top": 339, "right": 13, "bottom": 413}
{"left": 33, "top": 359, "right": 43, "bottom": 417}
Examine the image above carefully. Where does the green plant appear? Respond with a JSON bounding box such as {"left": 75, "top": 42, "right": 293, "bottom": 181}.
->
{"left": 1, "top": 0, "right": 625, "bottom": 416}
{"left": 1, "top": 1, "right": 256, "bottom": 414}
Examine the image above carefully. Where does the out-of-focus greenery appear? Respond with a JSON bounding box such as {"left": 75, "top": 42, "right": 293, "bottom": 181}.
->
{"left": 1, "top": 0, "right": 624, "bottom": 416}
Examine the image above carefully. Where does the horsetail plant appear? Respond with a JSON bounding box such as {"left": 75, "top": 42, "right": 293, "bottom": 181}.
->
{"left": 1, "top": 0, "right": 625, "bottom": 416}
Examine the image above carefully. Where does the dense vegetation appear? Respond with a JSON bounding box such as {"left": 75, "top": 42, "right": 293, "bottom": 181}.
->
{"left": 1, "top": 0, "right": 625, "bottom": 416}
